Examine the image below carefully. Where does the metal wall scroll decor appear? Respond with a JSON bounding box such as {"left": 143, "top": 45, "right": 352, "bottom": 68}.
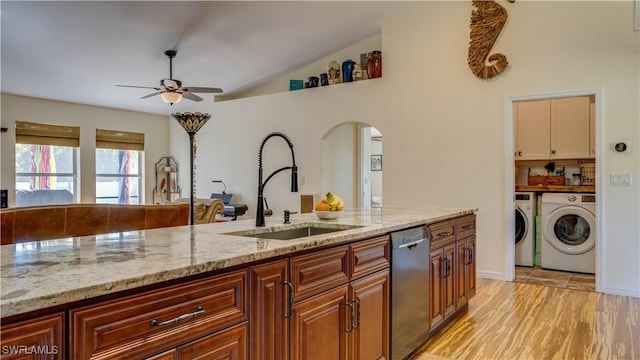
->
{"left": 467, "top": 0, "right": 515, "bottom": 80}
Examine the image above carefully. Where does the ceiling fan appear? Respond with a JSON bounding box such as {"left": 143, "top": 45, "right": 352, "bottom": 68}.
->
{"left": 116, "top": 50, "right": 223, "bottom": 105}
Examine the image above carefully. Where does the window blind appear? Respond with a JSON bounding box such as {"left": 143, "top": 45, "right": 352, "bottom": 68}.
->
{"left": 15, "top": 121, "right": 80, "bottom": 147}
{"left": 96, "top": 129, "right": 144, "bottom": 151}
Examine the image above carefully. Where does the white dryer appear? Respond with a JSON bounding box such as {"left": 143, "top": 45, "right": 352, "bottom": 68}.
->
{"left": 541, "top": 193, "right": 595, "bottom": 274}
{"left": 515, "top": 192, "right": 536, "bottom": 266}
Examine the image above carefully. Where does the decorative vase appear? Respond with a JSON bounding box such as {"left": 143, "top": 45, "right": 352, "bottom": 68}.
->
{"left": 308, "top": 76, "right": 319, "bottom": 88}
{"left": 352, "top": 64, "right": 363, "bottom": 81}
{"left": 320, "top": 73, "right": 329, "bottom": 86}
{"left": 327, "top": 61, "right": 341, "bottom": 85}
{"left": 342, "top": 59, "right": 356, "bottom": 83}
{"left": 366, "top": 51, "right": 382, "bottom": 79}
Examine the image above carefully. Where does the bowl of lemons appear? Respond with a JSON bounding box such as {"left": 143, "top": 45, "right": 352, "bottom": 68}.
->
{"left": 314, "top": 192, "right": 344, "bottom": 220}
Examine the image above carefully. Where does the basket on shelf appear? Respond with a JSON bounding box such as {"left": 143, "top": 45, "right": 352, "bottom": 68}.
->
{"left": 580, "top": 163, "right": 596, "bottom": 185}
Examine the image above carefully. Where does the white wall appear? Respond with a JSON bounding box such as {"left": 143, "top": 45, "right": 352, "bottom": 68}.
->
{"left": 1, "top": 94, "right": 169, "bottom": 205}
{"left": 176, "top": 1, "right": 639, "bottom": 296}
{"left": 321, "top": 122, "right": 357, "bottom": 209}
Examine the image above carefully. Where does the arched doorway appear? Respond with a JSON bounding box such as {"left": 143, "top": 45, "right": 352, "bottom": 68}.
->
{"left": 320, "top": 122, "right": 382, "bottom": 210}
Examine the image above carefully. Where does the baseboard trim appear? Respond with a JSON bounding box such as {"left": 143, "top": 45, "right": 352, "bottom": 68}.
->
{"left": 600, "top": 286, "right": 640, "bottom": 298}
{"left": 477, "top": 270, "right": 508, "bottom": 281}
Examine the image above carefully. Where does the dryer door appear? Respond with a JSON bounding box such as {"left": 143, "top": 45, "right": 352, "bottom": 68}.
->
{"left": 543, "top": 205, "right": 595, "bottom": 255}
{"left": 515, "top": 208, "right": 528, "bottom": 244}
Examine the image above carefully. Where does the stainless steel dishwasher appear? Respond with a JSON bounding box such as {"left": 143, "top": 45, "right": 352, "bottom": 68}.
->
{"left": 390, "top": 225, "right": 430, "bottom": 360}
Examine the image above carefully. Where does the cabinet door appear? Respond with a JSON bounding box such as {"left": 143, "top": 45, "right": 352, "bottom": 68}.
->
{"left": 589, "top": 101, "right": 596, "bottom": 158}
{"left": 551, "top": 96, "right": 590, "bottom": 159}
{"left": 177, "top": 322, "right": 247, "bottom": 360}
{"left": 0, "top": 312, "right": 64, "bottom": 360}
{"left": 465, "top": 236, "right": 477, "bottom": 299}
{"left": 429, "top": 250, "right": 444, "bottom": 330}
{"left": 146, "top": 350, "right": 176, "bottom": 360}
{"left": 290, "top": 285, "right": 349, "bottom": 360}
{"left": 250, "top": 260, "right": 289, "bottom": 360}
{"left": 442, "top": 242, "right": 457, "bottom": 319}
{"left": 349, "top": 269, "right": 389, "bottom": 360}
{"left": 455, "top": 240, "right": 468, "bottom": 309}
{"left": 515, "top": 99, "right": 551, "bottom": 160}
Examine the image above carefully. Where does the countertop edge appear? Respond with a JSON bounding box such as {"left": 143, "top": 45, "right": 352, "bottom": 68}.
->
{"left": 1, "top": 207, "right": 477, "bottom": 318}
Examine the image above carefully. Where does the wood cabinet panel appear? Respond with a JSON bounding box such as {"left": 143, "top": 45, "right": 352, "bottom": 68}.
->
{"left": 456, "top": 214, "right": 476, "bottom": 240}
{"left": 442, "top": 243, "right": 457, "bottom": 319}
{"left": 290, "top": 285, "right": 349, "bottom": 360}
{"left": 176, "top": 322, "right": 247, "bottom": 360}
{"left": 291, "top": 245, "right": 349, "bottom": 301}
{"left": 70, "top": 270, "right": 247, "bottom": 360}
{"left": 349, "top": 270, "right": 389, "bottom": 360}
{"left": 349, "top": 235, "right": 390, "bottom": 280}
{"left": 456, "top": 240, "right": 468, "bottom": 308}
{"left": 0, "top": 312, "right": 64, "bottom": 360}
{"left": 463, "top": 236, "right": 477, "bottom": 299}
{"left": 249, "top": 260, "right": 289, "bottom": 360}
{"left": 515, "top": 99, "right": 551, "bottom": 160}
{"left": 429, "top": 220, "right": 456, "bottom": 250}
{"left": 551, "top": 96, "right": 591, "bottom": 159}
{"left": 146, "top": 350, "right": 176, "bottom": 360}
{"left": 429, "top": 251, "right": 444, "bottom": 330}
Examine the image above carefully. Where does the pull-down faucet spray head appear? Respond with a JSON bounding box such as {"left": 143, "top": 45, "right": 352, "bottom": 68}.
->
{"left": 256, "top": 132, "right": 299, "bottom": 227}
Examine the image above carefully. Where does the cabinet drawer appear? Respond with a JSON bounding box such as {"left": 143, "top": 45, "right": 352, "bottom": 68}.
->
{"left": 71, "top": 270, "right": 247, "bottom": 360}
{"left": 291, "top": 245, "right": 349, "bottom": 300}
{"left": 456, "top": 214, "right": 476, "bottom": 239}
{"left": 429, "top": 219, "right": 456, "bottom": 250}
{"left": 1, "top": 312, "right": 64, "bottom": 359}
{"left": 350, "top": 235, "right": 390, "bottom": 280}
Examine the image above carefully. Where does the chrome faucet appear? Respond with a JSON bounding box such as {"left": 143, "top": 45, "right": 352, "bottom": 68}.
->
{"left": 256, "top": 132, "right": 298, "bottom": 226}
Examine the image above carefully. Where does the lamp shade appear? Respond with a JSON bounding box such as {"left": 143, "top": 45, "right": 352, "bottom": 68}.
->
{"left": 171, "top": 112, "right": 211, "bottom": 134}
{"left": 161, "top": 92, "right": 182, "bottom": 105}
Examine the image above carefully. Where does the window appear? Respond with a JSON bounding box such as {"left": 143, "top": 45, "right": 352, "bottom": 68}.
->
{"left": 15, "top": 122, "right": 79, "bottom": 207}
{"left": 95, "top": 129, "right": 144, "bottom": 204}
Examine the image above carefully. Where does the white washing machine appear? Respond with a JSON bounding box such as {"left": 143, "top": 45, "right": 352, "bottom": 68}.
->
{"left": 541, "top": 193, "right": 596, "bottom": 274}
{"left": 515, "top": 192, "right": 536, "bottom": 266}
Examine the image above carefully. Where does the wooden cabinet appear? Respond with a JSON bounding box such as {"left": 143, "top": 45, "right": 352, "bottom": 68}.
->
{"left": 515, "top": 99, "right": 551, "bottom": 160}
{"left": 0, "top": 312, "right": 64, "bottom": 360}
{"left": 515, "top": 96, "right": 591, "bottom": 160}
{"left": 429, "top": 214, "right": 477, "bottom": 333}
{"left": 175, "top": 322, "right": 247, "bottom": 360}
{"left": 290, "top": 285, "right": 350, "bottom": 360}
{"left": 348, "top": 269, "right": 389, "bottom": 360}
{"left": 248, "top": 235, "right": 389, "bottom": 360}
{"left": 249, "top": 259, "right": 290, "bottom": 360}
{"left": 429, "top": 241, "right": 456, "bottom": 330}
{"left": 71, "top": 270, "right": 247, "bottom": 359}
{"left": 551, "top": 96, "right": 591, "bottom": 159}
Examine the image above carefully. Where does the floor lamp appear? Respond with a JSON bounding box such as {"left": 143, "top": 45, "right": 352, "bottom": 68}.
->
{"left": 171, "top": 112, "right": 211, "bottom": 225}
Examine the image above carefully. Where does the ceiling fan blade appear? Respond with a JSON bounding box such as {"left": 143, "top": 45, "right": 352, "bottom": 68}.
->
{"left": 116, "top": 84, "right": 161, "bottom": 90}
{"left": 140, "top": 92, "right": 163, "bottom": 99}
{"left": 181, "top": 92, "right": 203, "bottom": 102}
{"left": 183, "top": 87, "right": 223, "bottom": 94}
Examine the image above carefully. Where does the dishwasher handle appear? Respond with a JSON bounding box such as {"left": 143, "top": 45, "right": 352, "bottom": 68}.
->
{"left": 397, "top": 238, "right": 426, "bottom": 249}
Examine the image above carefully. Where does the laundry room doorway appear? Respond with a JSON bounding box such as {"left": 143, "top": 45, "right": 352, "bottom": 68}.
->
{"left": 506, "top": 88, "right": 602, "bottom": 292}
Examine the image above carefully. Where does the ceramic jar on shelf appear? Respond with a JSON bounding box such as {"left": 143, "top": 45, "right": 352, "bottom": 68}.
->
{"left": 327, "top": 61, "right": 341, "bottom": 85}
{"left": 341, "top": 59, "right": 356, "bottom": 83}
{"left": 366, "top": 50, "right": 382, "bottom": 79}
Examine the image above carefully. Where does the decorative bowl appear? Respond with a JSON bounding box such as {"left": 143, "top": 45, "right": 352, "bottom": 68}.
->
{"left": 314, "top": 210, "right": 341, "bottom": 220}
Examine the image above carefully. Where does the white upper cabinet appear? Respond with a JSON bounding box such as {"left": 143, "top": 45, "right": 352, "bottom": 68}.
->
{"left": 515, "top": 96, "right": 592, "bottom": 160}
{"left": 514, "top": 99, "right": 551, "bottom": 160}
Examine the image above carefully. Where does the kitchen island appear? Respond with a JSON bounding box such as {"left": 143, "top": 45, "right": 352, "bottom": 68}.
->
{"left": 1, "top": 206, "right": 476, "bottom": 359}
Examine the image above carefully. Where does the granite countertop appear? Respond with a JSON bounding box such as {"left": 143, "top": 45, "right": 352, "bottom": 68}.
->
{"left": 1, "top": 207, "right": 476, "bottom": 318}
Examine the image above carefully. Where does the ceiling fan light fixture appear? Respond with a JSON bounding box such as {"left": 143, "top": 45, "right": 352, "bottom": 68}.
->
{"left": 161, "top": 92, "right": 182, "bottom": 105}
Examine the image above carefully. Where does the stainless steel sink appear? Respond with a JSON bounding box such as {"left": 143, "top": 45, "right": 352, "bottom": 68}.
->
{"left": 225, "top": 223, "right": 362, "bottom": 240}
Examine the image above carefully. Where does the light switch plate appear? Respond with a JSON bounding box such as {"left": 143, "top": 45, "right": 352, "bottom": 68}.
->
{"left": 610, "top": 174, "right": 632, "bottom": 186}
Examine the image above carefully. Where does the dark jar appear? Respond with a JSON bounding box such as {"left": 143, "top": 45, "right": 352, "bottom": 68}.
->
{"left": 342, "top": 59, "right": 356, "bottom": 83}
{"left": 366, "top": 51, "right": 382, "bottom": 79}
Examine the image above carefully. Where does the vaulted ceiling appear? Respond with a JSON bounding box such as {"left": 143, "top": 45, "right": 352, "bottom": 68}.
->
{"left": 1, "top": 1, "right": 405, "bottom": 115}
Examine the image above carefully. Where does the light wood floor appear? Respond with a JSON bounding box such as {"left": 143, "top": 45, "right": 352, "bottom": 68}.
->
{"left": 414, "top": 278, "right": 639, "bottom": 360}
